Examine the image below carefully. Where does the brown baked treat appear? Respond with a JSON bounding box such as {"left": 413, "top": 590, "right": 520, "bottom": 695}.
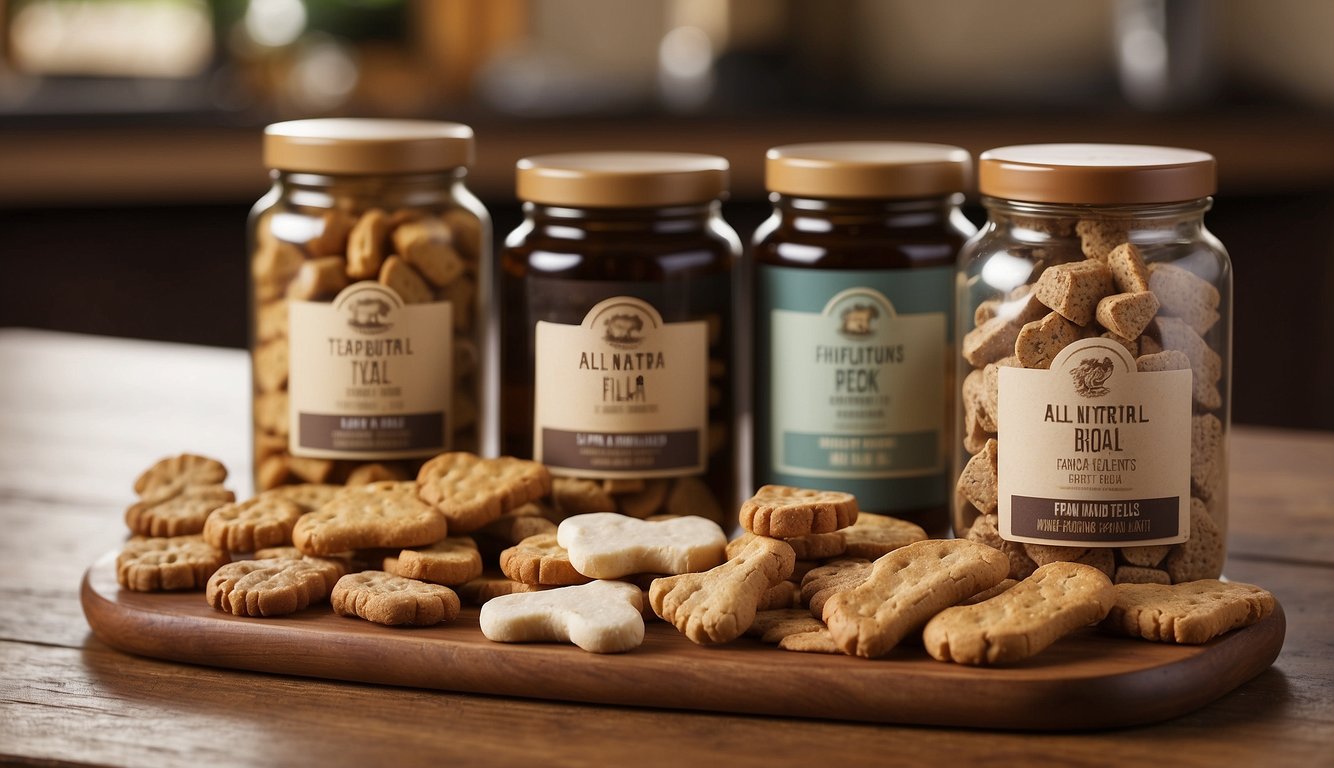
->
{"left": 385, "top": 536, "right": 483, "bottom": 586}
{"left": 1191, "top": 414, "right": 1225, "bottom": 502}
{"left": 650, "top": 536, "right": 796, "bottom": 645}
{"left": 800, "top": 559, "right": 872, "bottom": 619}
{"left": 1096, "top": 291, "right": 1160, "bottom": 340}
{"left": 379, "top": 255, "right": 435, "bottom": 305}
{"left": 287, "top": 256, "right": 350, "bottom": 301}
{"left": 1015, "top": 311, "right": 1080, "bottom": 369}
{"left": 253, "top": 338, "right": 289, "bottom": 393}
{"left": 956, "top": 438, "right": 999, "bottom": 515}
{"left": 345, "top": 463, "right": 409, "bottom": 486}
{"left": 1101, "top": 579, "right": 1275, "bottom": 644}
{"left": 346, "top": 208, "right": 390, "bottom": 280}
{"left": 726, "top": 531, "right": 847, "bottom": 561}
{"left": 125, "top": 486, "right": 236, "bottom": 538}
{"left": 922, "top": 562, "right": 1116, "bottom": 665}
{"left": 964, "top": 514, "right": 1039, "bottom": 580}
{"left": 1023, "top": 543, "right": 1089, "bottom": 567}
{"left": 1107, "top": 243, "right": 1150, "bottom": 293}
{"left": 778, "top": 629, "right": 843, "bottom": 654}
{"left": 666, "top": 476, "right": 725, "bottom": 525}
{"left": 416, "top": 452, "right": 551, "bottom": 534}
{"left": 206, "top": 558, "right": 342, "bottom": 617}
{"left": 392, "top": 219, "right": 464, "bottom": 288}
{"left": 116, "top": 535, "right": 229, "bottom": 592}
{"left": 260, "top": 483, "right": 341, "bottom": 513}
{"left": 551, "top": 476, "right": 617, "bottom": 516}
{"left": 1114, "top": 566, "right": 1172, "bottom": 585}
{"left": 823, "top": 540, "right": 1010, "bottom": 658}
{"left": 758, "top": 580, "right": 800, "bottom": 611}
{"left": 1119, "top": 544, "right": 1171, "bottom": 568}
{"left": 456, "top": 573, "right": 548, "bottom": 605}
{"left": 499, "top": 533, "right": 591, "bottom": 586}
{"left": 203, "top": 496, "right": 304, "bottom": 553}
{"left": 1075, "top": 219, "right": 1128, "bottom": 261}
{"left": 133, "top": 453, "right": 228, "bottom": 500}
{"left": 840, "top": 512, "right": 928, "bottom": 559}
{"left": 331, "top": 570, "right": 461, "bottom": 626}
{"left": 286, "top": 456, "right": 336, "bottom": 484}
{"left": 1163, "top": 499, "right": 1225, "bottom": 582}
{"left": 292, "top": 481, "right": 448, "bottom": 556}
{"left": 744, "top": 609, "right": 826, "bottom": 644}
{"left": 307, "top": 209, "right": 355, "bottom": 258}
{"left": 739, "top": 485, "right": 858, "bottom": 538}
{"left": 1033, "top": 259, "right": 1115, "bottom": 326}
{"left": 1148, "top": 262, "right": 1221, "bottom": 335}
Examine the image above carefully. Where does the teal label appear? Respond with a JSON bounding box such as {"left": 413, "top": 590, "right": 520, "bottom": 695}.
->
{"left": 757, "top": 266, "right": 951, "bottom": 510}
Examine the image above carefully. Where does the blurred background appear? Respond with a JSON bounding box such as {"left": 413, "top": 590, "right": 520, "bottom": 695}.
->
{"left": 0, "top": 0, "right": 1331, "bottom": 429}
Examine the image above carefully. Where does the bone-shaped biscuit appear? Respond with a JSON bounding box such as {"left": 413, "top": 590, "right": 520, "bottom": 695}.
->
{"left": 556, "top": 512, "right": 727, "bottom": 579}
{"left": 649, "top": 536, "right": 795, "bottom": 644}
{"left": 479, "top": 579, "right": 645, "bottom": 653}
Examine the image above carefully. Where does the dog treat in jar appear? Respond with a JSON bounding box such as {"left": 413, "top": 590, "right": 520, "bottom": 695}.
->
{"left": 752, "top": 142, "right": 975, "bottom": 536}
{"left": 500, "top": 152, "right": 739, "bottom": 528}
{"left": 250, "top": 119, "right": 490, "bottom": 491}
{"left": 954, "top": 144, "right": 1231, "bottom": 585}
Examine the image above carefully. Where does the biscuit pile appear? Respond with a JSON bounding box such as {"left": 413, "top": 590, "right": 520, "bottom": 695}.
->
{"left": 115, "top": 455, "right": 1274, "bottom": 663}
{"left": 958, "top": 229, "right": 1227, "bottom": 585}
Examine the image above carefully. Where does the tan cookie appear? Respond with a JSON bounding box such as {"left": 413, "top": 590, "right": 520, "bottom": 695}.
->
{"left": 133, "top": 453, "right": 228, "bottom": 501}
{"left": 1015, "top": 311, "right": 1080, "bottom": 369}
{"left": 256, "top": 456, "right": 288, "bottom": 491}
{"left": 416, "top": 452, "right": 551, "bottom": 534}
{"left": 758, "top": 580, "right": 800, "bottom": 611}
{"left": 1101, "top": 579, "right": 1275, "bottom": 644}
{"left": 260, "top": 483, "right": 340, "bottom": 513}
{"left": 287, "top": 256, "right": 350, "bottom": 301}
{"left": 332, "top": 570, "right": 461, "bottom": 626}
{"left": 1163, "top": 498, "right": 1224, "bottom": 582}
{"left": 558, "top": 513, "right": 727, "bottom": 579}
{"left": 1191, "top": 414, "right": 1224, "bottom": 501}
{"left": 253, "top": 337, "right": 289, "bottom": 393}
{"left": 961, "top": 296, "right": 1046, "bottom": 368}
{"left": 666, "top": 476, "right": 725, "bottom": 525}
{"left": 385, "top": 536, "right": 483, "bottom": 586}
{"left": 1114, "top": 565, "right": 1171, "bottom": 584}
{"left": 203, "top": 496, "right": 304, "bottom": 553}
{"left": 346, "top": 208, "right": 390, "bottom": 279}
{"left": 551, "top": 476, "right": 617, "bottom": 515}
{"left": 739, "top": 485, "right": 858, "bottom": 538}
{"left": 962, "top": 368, "right": 995, "bottom": 434}
{"left": 612, "top": 478, "right": 669, "bottom": 518}
{"left": 252, "top": 240, "right": 304, "bottom": 301}
{"left": 473, "top": 508, "right": 558, "bottom": 548}
{"left": 823, "top": 539, "right": 1010, "bottom": 658}
{"left": 1106, "top": 243, "right": 1150, "bottom": 293}
{"left": 252, "top": 546, "right": 353, "bottom": 575}
{"left": 1095, "top": 291, "right": 1159, "bottom": 340}
{"left": 206, "top": 557, "right": 342, "bottom": 617}
{"left": 1075, "top": 219, "right": 1128, "bottom": 261}
{"left": 456, "top": 574, "right": 548, "bottom": 605}
{"left": 961, "top": 578, "right": 1018, "bottom": 605}
{"left": 379, "top": 255, "right": 434, "bottom": 305}
{"left": 346, "top": 463, "right": 409, "bottom": 485}
{"left": 744, "top": 609, "right": 826, "bottom": 644}
{"left": 480, "top": 580, "right": 645, "bottom": 653}
{"left": 307, "top": 209, "right": 355, "bottom": 257}
{"left": 286, "top": 455, "right": 336, "bottom": 484}
{"left": 126, "top": 486, "right": 236, "bottom": 538}
{"left": 1033, "top": 260, "right": 1115, "bottom": 326}
{"left": 1023, "top": 543, "right": 1088, "bottom": 567}
{"left": 650, "top": 536, "right": 796, "bottom": 644}
{"left": 1119, "top": 544, "right": 1171, "bottom": 568}
{"left": 116, "top": 535, "right": 229, "bottom": 592}
{"left": 292, "top": 481, "right": 447, "bottom": 556}
{"left": 1148, "top": 262, "right": 1220, "bottom": 335}
{"left": 254, "top": 391, "right": 289, "bottom": 436}
{"left": 392, "top": 219, "right": 464, "bottom": 288}
{"left": 956, "top": 438, "right": 999, "bottom": 515}
{"left": 841, "top": 512, "right": 928, "bottom": 559}
{"left": 1074, "top": 547, "right": 1115, "bottom": 580}
{"left": 800, "top": 559, "right": 872, "bottom": 618}
{"left": 727, "top": 531, "right": 846, "bottom": 562}
{"left": 499, "top": 533, "right": 591, "bottom": 586}
{"left": 964, "top": 514, "right": 1038, "bottom": 580}
{"left": 923, "top": 562, "right": 1115, "bottom": 665}
{"left": 778, "top": 629, "right": 842, "bottom": 654}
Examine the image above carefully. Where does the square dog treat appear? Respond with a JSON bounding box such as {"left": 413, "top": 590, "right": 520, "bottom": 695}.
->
{"left": 1076, "top": 219, "right": 1128, "bottom": 261}
{"left": 1148, "top": 262, "right": 1221, "bottom": 335}
{"left": 1106, "top": 243, "right": 1151, "bottom": 293}
{"left": 559, "top": 513, "right": 727, "bottom": 579}
{"left": 840, "top": 513, "right": 928, "bottom": 559}
{"left": 956, "top": 438, "right": 999, "bottom": 515}
{"left": 650, "top": 536, "right": 796, "bottom": 644}
{"left": 203, "top": 496, "right": 304, "bottom": 554}
{"left": 1033, "top": 260, "right": 1115, "bottom": 326}
{"left": 332, "top": 571, "right": 461, "bottom": 626}
{"left": 480, "top": 579, "right": 645, "bottom": 653}
{"left": 385, "top": 536, "right": 483, "bottom": 586}
{"left": 206, "top": 557, "right": 342, "bottom": 617}
{"left": 416, "top": 453, "right": 551, "bottom": 534}
{"left": 923, "top": 561, "right": 1115, "bottom": 665}
{"left": 823, "top": 539, "right": 1009, "bottom": 658}
{"left": 117, "top": 535, "right": 229, "bottom": 592}
{"left": 499, "top": 532, "right": 592, "bottom": 586}
{"left": 292, "top": 481, "right": 448, "bottom": 556}
{"left": 739, "top": 485, "right": 858, "bottom": 538}
{"left": 1095, "top": 291, "right": 1160, "bottom": 340}
{"left": 1015, "top": 311, "right": 1081, "bottom": 369}
{"left": 962, "top": 296, "right": 1045, "bottom": 368}
{"left": 1101, "top": 579, "right": 1275, "bottom": 644}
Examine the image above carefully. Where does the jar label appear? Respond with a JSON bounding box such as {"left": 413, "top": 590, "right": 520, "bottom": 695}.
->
{"left": 997, "top": 338, "right": 1192, "bottom": 546}
{"left": 533, "top": 296, "right": 708, "bottom": 478}
{"left": 287, "top": 282, "right": 452, "bottom": 459}
{"left": 757, "top": 266, "right": 951, "bottom": 510}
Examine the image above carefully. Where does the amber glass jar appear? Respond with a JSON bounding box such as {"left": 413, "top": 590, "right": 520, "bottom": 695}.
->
{"left": 954, "top": 144, "right": 1231, "bottom": 584}
{"left": 249, "top": 119, "right": 490, "bottom": 491}
{"left": 751, "top": 142, "right": 974, "bottom": 535}
{"left": 500, "top": 152, "right": 739, "bottom": 526}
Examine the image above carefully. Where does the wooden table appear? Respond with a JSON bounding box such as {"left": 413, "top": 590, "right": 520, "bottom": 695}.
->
{"left": 1, "top": 329, "right": 1330, "bottom": 767}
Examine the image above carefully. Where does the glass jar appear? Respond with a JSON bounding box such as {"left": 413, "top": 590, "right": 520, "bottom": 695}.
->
{"left": 752, "top": 142, "right": 975, "bottom": 536}
{"left": 500, "top": 152, "right": 739, "bottom": 527}
{"left": 249, "top": 119, "right": 490, "bottom": 491}
{"left": 954, "top": 144, "right": 1231, "bottom": 585}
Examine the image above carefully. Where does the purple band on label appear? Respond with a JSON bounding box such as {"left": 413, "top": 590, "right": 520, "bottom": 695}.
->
{"left": 299, "top": 412, "right": 444, "bottom": 453}
{"left": 1009, "top": 495, "right": 1181, "bottom": 543}
{"left": 542, "top": 429, "right": 699, "bottom": 473}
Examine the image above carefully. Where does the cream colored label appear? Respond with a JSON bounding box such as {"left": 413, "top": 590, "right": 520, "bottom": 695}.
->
{"left": 997, "top": 338, "right": 1192, "bottom": 546}
{"left": 533, "top": 296, "right": 707, "bottom": 478}
{"left": 288, "top": 282, "right": 452, "bottom": 459}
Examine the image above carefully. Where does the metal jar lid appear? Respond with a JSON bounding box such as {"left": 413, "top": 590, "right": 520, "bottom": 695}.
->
{"left": 978, "top": 143, "right": 1216, "bottom": 205}
{"left": 263, "top": 119, "right": 475, "bottom": 175}
{"left": 515, "top": 152, "right": 729, "bottom": 208}
{"left": 765, "top": 141, "right": 971, "bottom": 199}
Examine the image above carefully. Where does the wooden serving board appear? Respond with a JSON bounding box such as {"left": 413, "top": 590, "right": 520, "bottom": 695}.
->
{"left": 81, "top": 553, "right": 1284, "bottom": 731}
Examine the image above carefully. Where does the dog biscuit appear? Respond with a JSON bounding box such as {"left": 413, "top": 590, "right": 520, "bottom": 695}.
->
{"left": 416, "top": 452, "right": 551, "bottom": 533}
{"left": 332, "top": 570, "right": 461, "bottom": 626}
{"left": 739, "top": 485, "right": 858, "bottom": 538}
{"left": 1015, "top": 311, "right": 1081, "bottom": 369}
{"left": 1075, "top": 219, "right": 1128, "bottom": 261}
{"left": 559, "top": 512, "right": 727, "bottom": 579}
{"left": 346, "top": 208, "right": 390, "bottom": 280}
{"left": 800, "top": 559, "right": 871, "bottom": 618}
{"left": 964, "top": 514, "right": 1038, "bottom": 580}
{"left": 499, "top": 532, "right": 591, "bottom": 586}
{"left": 292, "top": 481, "right": 447, "bottom": 556}
{"left": 650, "top": 536, "right": 795, "bottom": 644}
{"left": 116, "top": 535, "right": 229, "bottom": 592}
{"left": 1033, "top": 260, "right": 1115, "bottom": 326}
{"left": 1163, "top": 498, "right": 1225, "bottom": 582}
{"left": 1106, "top": 243, "right": 1150, "bottom": 293}
{"left": 1101, "top": 579, "right": 1275, "bottom": 644}
{"left": 956, "top": 438, "right": 999, "bottom": 515}
{"left": 840, "top": 512, "right": 928, "bottom": 560}
{"left": 1148, "top": 262, "right": 1221, "bottom": 335}
{"left": 727, "top": 530, "right": 847, "bottom": 562}
{"left": 386, "top": 536, "right": 483, "bottom": 586}
{"left": 206, "top": 557, "right": 342, "bottom": 617}
{"left": 203, "top": 496, "right": 304, "bottom": 553}
{"left": 744, "top": 609, "right": 827, "bottom": 644}
{"left": 126, "top": 486, "right": 236, "bottom": 538}
{"left": 1095, "top": 291, "right": 1159, "bottom": 340}
{"left": 480, "top": 579, "right": 645, "bottom": 653}
{"left": 393, "top": 218, "right": 464, "bottom": 288}
{"left": 551, "top": 476, "right": 618, "bottom": 516}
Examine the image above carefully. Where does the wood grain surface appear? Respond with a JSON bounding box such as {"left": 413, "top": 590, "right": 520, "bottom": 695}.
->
{"left": 2, "top": 330, "right": 1332, "bottom": 767}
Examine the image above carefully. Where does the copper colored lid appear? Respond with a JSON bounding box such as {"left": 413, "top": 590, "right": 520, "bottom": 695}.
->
{"left": 264, "top": 119, "right": 474, "bottom": 174}
{"left": 978, "top": 144, "right": 1216, "bottom": 204}
{"left": 515, "top": 152, "right": 729, "bottom": 207}
{"left": 765, "top": 142, "right": 971, "bottom": 198}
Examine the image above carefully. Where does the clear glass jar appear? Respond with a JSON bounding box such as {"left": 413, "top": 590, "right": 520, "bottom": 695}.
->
{"left": 752, "top": 142, "right": 975, "bottom": 536}
{"left": 249, "top": 119, "right": 490, "bottom": 491}
{"left": 954, "top": 144, "right": 1231, "bottom": 585}
{"left": 500, "top": 152, "right": 739, "bottom": 527}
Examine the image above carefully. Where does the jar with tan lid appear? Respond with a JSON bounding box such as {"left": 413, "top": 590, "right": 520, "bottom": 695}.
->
{"left": 500, "top": 152, "right": 739, "bottom": 527}
{"left": 752, "top": 142, "right": 975, "bottom": 536}
{"left": 250, "top": 119, "right": 490, "bottom": 491}
{"left": 955, "top": 143, "right": 1231, "bottom": 586}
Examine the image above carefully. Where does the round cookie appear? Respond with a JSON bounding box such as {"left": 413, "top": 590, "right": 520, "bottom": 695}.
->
{"left": 499, "top": 533, "right": 591, "bottom": 586}
{"left": 204, "top": 496, "right": 304, "bottom": 553}
{"left": 332, "top": 571, "right": 461, "bottom": 626}
{"left": 116, "top": 535, "right": 229, "bottom": 592}
{"left": 739, "top": 485, "right": 858, "bottom": 538}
